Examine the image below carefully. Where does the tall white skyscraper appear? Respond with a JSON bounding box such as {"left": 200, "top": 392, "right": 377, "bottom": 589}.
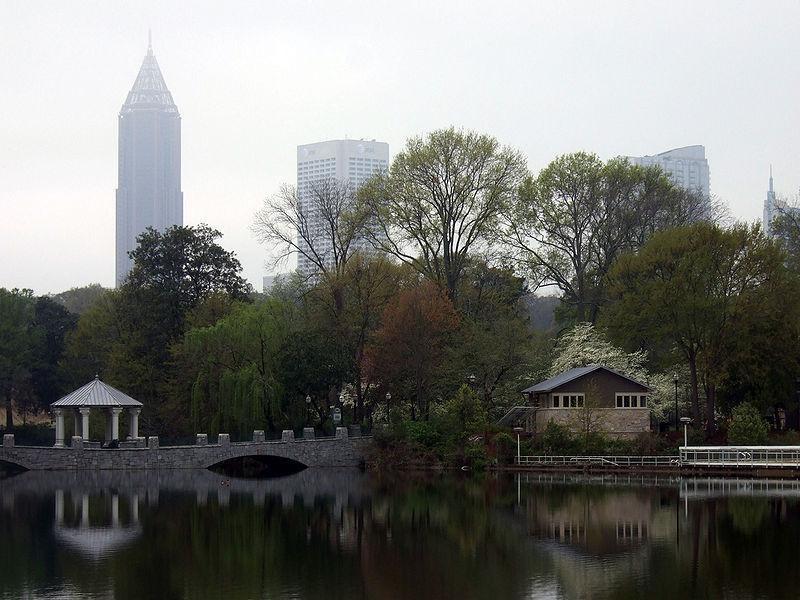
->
{"left": 628, "top": 145, "right": 710, "bottom": 199}
{"left": 116, "top": 39, "right": 183, "bottom": 286}
{"left": 296, "top": 139, "right": 389, "bottom": 276}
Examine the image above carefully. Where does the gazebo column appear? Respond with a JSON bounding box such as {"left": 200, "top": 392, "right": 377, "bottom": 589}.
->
{"left": 53, "top": 408, "right": 65, "bottom": 447}
{"left": 73, "top": 409, "right": 82, "bottom": 438}
{"left": 79, "top": 408, "right": 91, "bottom": 441}
{"left": 110, "top": 407, "right": 123, "bottom": 442}
{"left": 128, "top": 408, "right": 141, "bottom": 440}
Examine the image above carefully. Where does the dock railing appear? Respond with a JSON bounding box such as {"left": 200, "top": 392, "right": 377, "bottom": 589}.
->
{"left": 517, "top": 455, "right": 679, "bottom": 468}
{"left": 680, "top": 446, "right": 800, "bottom": 468}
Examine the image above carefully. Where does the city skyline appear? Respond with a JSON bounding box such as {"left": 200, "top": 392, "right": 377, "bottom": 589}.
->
{"left": 1, "top": 1, "right": 799, "bottom": 294}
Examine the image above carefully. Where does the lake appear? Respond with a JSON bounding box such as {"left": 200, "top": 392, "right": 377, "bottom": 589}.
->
{"left": 1, "top": 468, "right": 798, "bottom": 599}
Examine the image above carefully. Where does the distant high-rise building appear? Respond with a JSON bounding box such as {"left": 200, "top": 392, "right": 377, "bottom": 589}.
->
{"left": 763, "top": 167, "right": 779, "bottom": 236}
{"left": 295, "top": 139, "right": 389, "bottom": 276}
{"left": 115, "top": 37, "right": 183, "bottom": 286}
{"left": 628, "top": 145, "right": 710, "bottom": 199}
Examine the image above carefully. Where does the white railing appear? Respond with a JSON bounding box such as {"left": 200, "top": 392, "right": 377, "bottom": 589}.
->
{"left": 517, "top": 455, "right": 679, "bottom": 467}
{"left": 680, "top": 446, "right": 800, "bottom": 468}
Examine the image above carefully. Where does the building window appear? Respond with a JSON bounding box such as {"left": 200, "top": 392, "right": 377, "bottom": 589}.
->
{"left": 616, "top": 394, "right": 648, "bottom": 408}
{"left": 552, "top": 393, "right": 584, "bottom": 408}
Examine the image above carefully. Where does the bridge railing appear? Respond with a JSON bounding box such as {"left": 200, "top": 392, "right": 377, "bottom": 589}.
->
{"left": 517, "top": 455, "right": 679, "bottom": 468}
{"left": 680, "top": 446, "right": 800, "bottom": 468}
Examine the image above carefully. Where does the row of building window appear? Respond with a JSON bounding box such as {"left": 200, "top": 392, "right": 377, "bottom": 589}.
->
{"left": 549, "top": 393, "right": 649, "bottom": 409}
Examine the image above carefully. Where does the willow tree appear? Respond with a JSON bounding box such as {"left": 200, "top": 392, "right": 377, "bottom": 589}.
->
{"left": 360, "top": 127, "right": 527, "bottom": 299}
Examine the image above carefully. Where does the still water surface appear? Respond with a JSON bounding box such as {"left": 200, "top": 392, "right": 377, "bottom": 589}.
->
{"left": 1, "top": 468, "right": 799, "bottom": 599}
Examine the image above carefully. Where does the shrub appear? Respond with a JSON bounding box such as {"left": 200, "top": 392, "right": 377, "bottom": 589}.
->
{"left": 541, "top": 420, "right": 574, "bottom": 454}
{"left": 464, "top": 444, "right": 489, "bottom": 471}
{"left": 493, "top": 432, "right": 517, "bottom": 464}
{"left": 727, "top": 402, "right": 768, "bottom": 445}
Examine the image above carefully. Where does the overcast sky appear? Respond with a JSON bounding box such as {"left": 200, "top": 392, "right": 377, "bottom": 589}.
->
{"left": 2, "top": 0, "right": 799, "bottom": 295}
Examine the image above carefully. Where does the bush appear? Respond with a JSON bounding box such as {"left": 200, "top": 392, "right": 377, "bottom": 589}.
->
{"left": 492, "top": 432, "right": 517, "bottom": 464}
{"left": 727, "top": 402, "right": 768, "bottom": 445}
{"left": 463, "top": 444, "right": 489, "bottom": 471}
{"left": 541, "top": 420, "right": 574, "bottom": 454}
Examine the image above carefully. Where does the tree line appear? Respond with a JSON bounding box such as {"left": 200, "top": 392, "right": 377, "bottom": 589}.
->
{"left": 2, "top": 127, "right": 797, "bottom": 443}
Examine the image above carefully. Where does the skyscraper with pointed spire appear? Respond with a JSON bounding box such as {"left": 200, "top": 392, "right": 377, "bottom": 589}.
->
{"left": 115, "top": 36, "right": 183, "bottom": 285}
{"left": 763, "top": 166, "right": 777, "bottom": 236}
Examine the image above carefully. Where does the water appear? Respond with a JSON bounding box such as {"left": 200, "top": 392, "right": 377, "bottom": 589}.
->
{"left": 1, "top": 468, "right": 799, "bottom": 600}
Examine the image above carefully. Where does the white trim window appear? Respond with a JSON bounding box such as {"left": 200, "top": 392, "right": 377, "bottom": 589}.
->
{"left": 615, "top": 393, "right": 648, "bottom": 408}
{"left": 551, "top": 393, "right": 585, "bottom": 409}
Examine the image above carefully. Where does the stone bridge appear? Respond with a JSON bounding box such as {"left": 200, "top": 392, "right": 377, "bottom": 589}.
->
{"left": 0, "top": 428, "right": 372, "bottom": 471}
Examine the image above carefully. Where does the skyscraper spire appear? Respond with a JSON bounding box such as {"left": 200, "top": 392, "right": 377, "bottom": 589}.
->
{"left": 148, "top": 29, "right": 152, "bottom": 53}
{"left": 769, "top": 164, "right": 774, "bottom": 193}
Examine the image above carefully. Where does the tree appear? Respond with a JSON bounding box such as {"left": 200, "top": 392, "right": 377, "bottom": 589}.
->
{"left": 126, "top": 224, "right": 252, "bottom": 323}
{"left": 445, "top": 260, "right": 549, "bottom": 418}
{"left": 604, "top": 223, "right": 798, "bottom": 434}
{"left": 727, "top": 402, "right": 768, "bottom": 445}
{"left": 502, "top": 153, "right": 714, "bottom": 323}
{"left": 367, "top": 281, "right": 460, "bottom": 420}
{"left": 0, "top": 289, "right": 39, "bottom": 430}
{"left": 30, "top": 296, "right": 78, "bottom": 408}
{"left": 51, "top": 284, "right": 107, "bottom": 315}
{"left": 360, "top": 127, "right": 527, "bottom": 299}
{"left": 252, "top": 178, "right": 370, "bottom": 281}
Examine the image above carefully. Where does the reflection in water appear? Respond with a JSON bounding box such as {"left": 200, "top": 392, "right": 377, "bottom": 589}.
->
{"left": 1, "top": 469, "right": 800, "bottom": 599}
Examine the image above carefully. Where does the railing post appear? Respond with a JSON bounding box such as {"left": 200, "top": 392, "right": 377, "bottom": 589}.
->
{"left": 196, "top": 434, "right": 208, "bottom": 446}
{"left": 302, "top": 427, "right": 315, "bottom": 440}
{"left": 253, "top": 430, "right": 265, "bottom": 443}
{"left": 147, "top": 436, "right": 159, "bottom": 450}
{"left": 217, "top": 434, "right": 230, "bottom": 448}
{"left": 281, "top": 430, "right": 295, "bottom": 442}
{"left": 335, "top": 427, "right": 348, "bottom": 439}
{"left": 2, "top": 434, "right": 14, "bottom": 448}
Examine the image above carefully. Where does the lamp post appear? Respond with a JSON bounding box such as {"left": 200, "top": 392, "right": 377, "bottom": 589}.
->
{"left": 305, "top": 395, "right": 311, "bottom": 427}
{"left": 513, "top": 426, "right": 524, "bottom": 465}
{"left": 385, "top": 392, "right": 392, "bottom": 426}
{"left": 673, "top": 374, "right": 679, "bottom": 432}
{"left": 680, "top": 417, "right": 692, "bottom": 448}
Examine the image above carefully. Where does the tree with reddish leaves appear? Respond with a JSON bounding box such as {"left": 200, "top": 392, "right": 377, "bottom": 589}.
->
{"left": 367, "top": 281, "right": 460, "bottom": 420}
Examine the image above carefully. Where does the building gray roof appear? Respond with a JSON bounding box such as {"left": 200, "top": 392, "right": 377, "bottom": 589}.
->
{"left": 522, "top": 364, "right": 651, "bottom": 394}
{"left": 51, "top": 377, "right": 143, "bottom": 408}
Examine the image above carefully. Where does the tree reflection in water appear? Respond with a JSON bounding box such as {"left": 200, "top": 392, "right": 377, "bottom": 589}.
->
{"left": 1, "top": 469, "right": 800, "bottom": 599}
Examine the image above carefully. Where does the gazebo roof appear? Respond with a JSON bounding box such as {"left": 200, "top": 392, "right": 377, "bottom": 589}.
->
{"left": 51, "top": 377, "right": 143, "bottom": 408}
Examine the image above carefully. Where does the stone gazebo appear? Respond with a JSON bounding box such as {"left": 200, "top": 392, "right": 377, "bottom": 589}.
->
{"left": 51, "top": 377, "right": 143, "bottom": 448}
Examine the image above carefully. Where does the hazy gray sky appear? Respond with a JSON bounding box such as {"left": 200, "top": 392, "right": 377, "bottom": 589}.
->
{"left": 2, "top": 0, "right": 799, "bottom": 294}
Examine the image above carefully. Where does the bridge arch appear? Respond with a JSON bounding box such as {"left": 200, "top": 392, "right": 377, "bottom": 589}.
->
{"left": 208, "top": 454, "right": 307, "bottom": 478}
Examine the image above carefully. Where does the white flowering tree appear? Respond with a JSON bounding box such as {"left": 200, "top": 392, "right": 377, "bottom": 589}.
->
{"left": 550, "top": 323, "right": 676, "bottom": 422}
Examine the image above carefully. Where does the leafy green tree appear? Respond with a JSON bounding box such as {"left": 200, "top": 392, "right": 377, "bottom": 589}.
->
{"left": 503, "top": 153, "right": 713, "bottom": 322}
{"left": 30, "top": 296, "right": 78, "bottom": 408}
{"left": 604, "top": 223, "right": 798, "bottom": 434}
{"left": 727, "top": 402, "right": 768, "bottom": 445}
{"left": 51, "top": 284, "right": 107, "bottom": 315}
{"left": 446, "top": 261, "right": 549, "bottom": 418}
{"left": 0, "top": 289, "right": 39, "bottom": 430}
{"left": 361, "top": 127, "right": 527, "bottom": 298}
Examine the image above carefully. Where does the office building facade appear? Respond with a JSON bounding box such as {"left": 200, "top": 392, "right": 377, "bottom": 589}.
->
{"left": 295, "top": 139, "right": 389, "bottom": 276}
{"left": 628, "top": 145, "right": 710, "bottom": 199}
{"left": 115, "top": 40, "right": 183, "bottom": 285}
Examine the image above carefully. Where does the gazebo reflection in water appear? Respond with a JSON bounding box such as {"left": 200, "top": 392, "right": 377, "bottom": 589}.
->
{"left": 53, "top": 488, "right": 142, "bottom": 560}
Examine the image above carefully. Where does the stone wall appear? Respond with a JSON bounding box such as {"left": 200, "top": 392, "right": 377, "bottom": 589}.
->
{"left": 0, "top": 432, "right": 372, "bottom": 471}
{"left": 534, "top": 408, "right": 650, "bottom": 439}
